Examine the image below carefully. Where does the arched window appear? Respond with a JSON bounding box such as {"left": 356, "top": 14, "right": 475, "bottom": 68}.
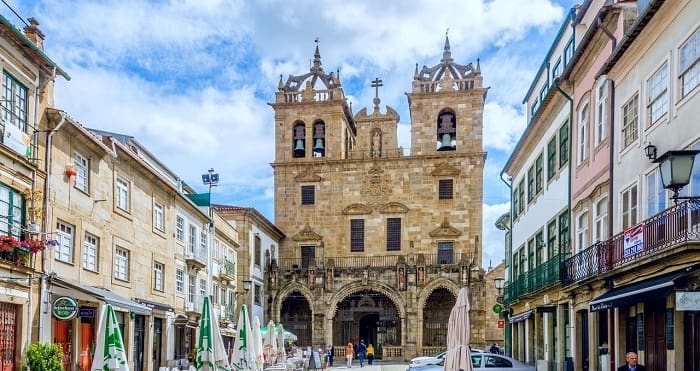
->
{"left": 293, "top": 122, "right": 306, "bottom": 158}
{"left": 312, "top": 121, "right": 325, "bottom": 157}
{"left": 436, "top": 110, "right": 456, "bottom": 151}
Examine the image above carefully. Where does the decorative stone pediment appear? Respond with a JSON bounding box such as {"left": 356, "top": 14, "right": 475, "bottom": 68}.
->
{"left": 295, "top": 167, "right": 322, "bottom": 182}
{"left": 431, "top": 162, "right": 461, "bottom": 177}
{"left": 379, "top": 202, "right": 409, "bottom": 214}
{"left": 290, "top": 225, "right": 324, "bottom": 241}
{"left": 428, "top": 218, "right": 462, "bottom": 238}
{"left": 343, "top": 203, "right": 373, "bottom": 215}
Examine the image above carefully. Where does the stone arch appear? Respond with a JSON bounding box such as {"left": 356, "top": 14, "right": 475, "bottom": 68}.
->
{"left": 272, "top": 282, "right": 316, "bottom": 322}
{"left": 417, "top": 278, "right": 459, "bottom": 308}
{"left": 325, "top": 281, "right": 406, "bottom": 320}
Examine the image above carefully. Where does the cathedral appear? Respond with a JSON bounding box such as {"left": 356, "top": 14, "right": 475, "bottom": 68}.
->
{"left": 267, "top": 36, "right": 488, "bottom": 360}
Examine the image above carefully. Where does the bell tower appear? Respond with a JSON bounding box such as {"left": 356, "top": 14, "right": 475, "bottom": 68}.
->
{"left": 270, "top": 42, "right": 355, "bottom": 162}
{"left": 407, "top": 35, "right": 487, "bottom": 156}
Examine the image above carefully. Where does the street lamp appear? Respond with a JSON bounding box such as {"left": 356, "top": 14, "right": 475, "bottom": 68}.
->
{"left": 494, "top": 277, "right": 505, "bottom": 296}
{"left": 235, "top": 279, "right": 253, "bottom": 303}
{"left": 646, "top": 146, "right": 700, "bottom": 202}
{"left": 202, "top": 168, "right": 219, "bottom": 297}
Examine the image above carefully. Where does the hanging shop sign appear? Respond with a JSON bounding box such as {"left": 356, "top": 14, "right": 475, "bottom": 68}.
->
{"left": 52, "top": 296, "right": 78, "bottom": 320}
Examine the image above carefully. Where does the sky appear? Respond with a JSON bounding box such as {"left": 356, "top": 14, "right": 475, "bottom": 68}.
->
{"left": 8, "top": 0, "right": 578, "bottom": 270}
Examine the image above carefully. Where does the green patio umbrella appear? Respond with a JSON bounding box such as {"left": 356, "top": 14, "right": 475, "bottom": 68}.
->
{"left": 196, "top": 296, "right": 232, "bottom": 371}
{"left": 231, "top": 304, "right": 254, "bottom": 370}
{"left": 91, "top": 304, "right": 129, "bottom": 371}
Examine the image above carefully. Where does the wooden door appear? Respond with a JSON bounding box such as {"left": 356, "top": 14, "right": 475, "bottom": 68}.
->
{"left": 645, "top": 299, "right": 666, "bottom": 370}
{"left": 0, "top": 303, "right": 17, "bottom": 371}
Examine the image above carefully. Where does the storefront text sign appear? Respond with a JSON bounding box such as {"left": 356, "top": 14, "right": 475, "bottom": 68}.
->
{"left": 79, "top": 307, "right": 95, "bottom": 318}
{"left": 52, "top": 296, "right": 78, "bottom": 320}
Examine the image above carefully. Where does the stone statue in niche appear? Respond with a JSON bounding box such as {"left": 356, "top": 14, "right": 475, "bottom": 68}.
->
{"left": 325, "top": 268, "right": 333, "bottom": 291}
{"left": 417, "top": 266, "right": 425, "bottom": 286}
{"left": 371, "top": 131, "right": 381, "bottom": 158}
{"left": 398, "top": 267, "right": 406, "bottom": 291}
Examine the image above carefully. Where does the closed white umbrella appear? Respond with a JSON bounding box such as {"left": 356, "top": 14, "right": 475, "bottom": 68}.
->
{"left": 263, "top": 320, "right": 278, "bottom": 365}
{"left": 91, "top": 304, "right": 129, "bottom": 371}
{"left": 252, "top": 316, "right": 264, "bottom": 370}
{"left": 196, "top": 296, "right": 232, "bottom": 370}
{"left": 444, "top": 287, "right": 473, "bottom": 371}
{"left": 231, "top": 305, "right": 254, "bottom": 370}
{"left": 277, "top": 324, "right": 287, "bottom": 365}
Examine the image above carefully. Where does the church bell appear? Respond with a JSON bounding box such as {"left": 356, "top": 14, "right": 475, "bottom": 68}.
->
{"left": 313, "top": 138, "right": 325, "bottom": 156}
{"left": 294, "top": 139, "right": 305, "bottom": 157}
{"left": 437, "top": 133, "right": 454, "bottom": 151}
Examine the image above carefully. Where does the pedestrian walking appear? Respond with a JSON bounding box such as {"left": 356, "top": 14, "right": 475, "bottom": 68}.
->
{"left": 345, "top": 342, "right": 354, "bottom": 368}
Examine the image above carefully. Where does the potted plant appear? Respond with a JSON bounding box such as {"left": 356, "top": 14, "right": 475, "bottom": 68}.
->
{"left": 22, "top": 342, "right": 63, "bottom": 371}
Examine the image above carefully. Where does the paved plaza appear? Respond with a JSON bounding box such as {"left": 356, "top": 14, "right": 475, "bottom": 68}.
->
{"left": 326, "top": 361, "right": 408, "bottom": 371}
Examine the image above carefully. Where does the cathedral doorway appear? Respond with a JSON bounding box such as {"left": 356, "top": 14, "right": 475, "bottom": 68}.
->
{"left": 280, "top": 290, "right": 312, "bottom": 347}
{"left": 332, "top": 289, "right": 400, "bottom": 359}
{"left": 422, "top": 287, "right": 456, "bottom": 350}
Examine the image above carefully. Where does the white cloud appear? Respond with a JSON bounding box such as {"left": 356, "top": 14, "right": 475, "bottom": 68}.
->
{"left": 483, "top": 102, "right": 526, "bottom": 152}
{"left": 15, "top": 0, "right": 570, "bottom": 267}
{"left": 482, "top": 202, "right": 511, "bottom": 268}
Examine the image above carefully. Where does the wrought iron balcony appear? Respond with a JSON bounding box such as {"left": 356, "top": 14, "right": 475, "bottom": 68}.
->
{"left": 220, "top": 304, "right": 235, "bottom": 321}
{"left": 219, "top": 259, "right": 236, "bottom": 280}
{"left": 561, "top": 199, "right": 700, "bottom": 286}
{"left": 504, "top": 254, "right": 563, "bottom": 305}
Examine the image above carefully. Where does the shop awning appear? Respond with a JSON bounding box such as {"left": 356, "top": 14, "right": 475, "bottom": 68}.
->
{"left": 590, "top": 269, "right": 691, "bottom": 312}
{"left": 509, "top": 310, "right": 533, "bottom": 324}
{"left": 50, "top": 276, "right": 151, "bottom": 315}
{"left": 134, "top": 298, "right": 174, "bottom": 313}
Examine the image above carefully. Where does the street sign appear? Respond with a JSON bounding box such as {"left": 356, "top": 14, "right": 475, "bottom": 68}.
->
{"left": 493, "top": 304, "right": 503, "bottom": 313}
{"left": 497, "top": 320, "right": 505, "bottom": 329}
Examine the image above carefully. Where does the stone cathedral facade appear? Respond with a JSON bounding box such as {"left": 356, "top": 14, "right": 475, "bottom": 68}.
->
{"left": 267, "top": 37, "right": 488, "bottom": 360}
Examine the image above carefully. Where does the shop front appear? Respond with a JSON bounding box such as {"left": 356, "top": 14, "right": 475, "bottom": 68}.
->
{"left": 49, "top": 277, "right": 151, "bottom": 371}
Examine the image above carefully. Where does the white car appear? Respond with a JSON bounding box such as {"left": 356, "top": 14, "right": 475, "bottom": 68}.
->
{"left": 408, "top": 353, "right": 535, "bottom": 371}
{"left": 408, "top": 349, "right": 484, "bottom": 370}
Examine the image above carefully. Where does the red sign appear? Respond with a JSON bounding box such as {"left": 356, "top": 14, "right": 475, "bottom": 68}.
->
{"left": 497, "top": 320, "right": 505, "bottom": 329}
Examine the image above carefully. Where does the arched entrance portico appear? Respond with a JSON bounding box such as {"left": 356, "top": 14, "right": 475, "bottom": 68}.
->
{"left": 280, "top": 290, "right": 313, "bottom": 347}
{"left": 330, "top": 289, "right": 401, "bottom": 359}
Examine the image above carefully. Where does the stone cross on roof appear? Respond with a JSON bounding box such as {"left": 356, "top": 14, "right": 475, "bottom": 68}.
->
{"left": 371, "top": 77, "right": 383, "bottom": 111}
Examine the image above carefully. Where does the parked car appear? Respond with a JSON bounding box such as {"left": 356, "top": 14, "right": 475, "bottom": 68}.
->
{"left": 407, "top": 349, "right": 485, "bottom": 370}
{"left": 407, "top": 353, "right": 535, "bottom": 371}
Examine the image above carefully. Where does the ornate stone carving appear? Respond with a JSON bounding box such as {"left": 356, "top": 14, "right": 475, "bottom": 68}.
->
{"left": 430, "top": 162, "right": 461, "bottom": 176}
{"left": 342, "top": 203, "right": 373, "bottom": 215}
{"left": 295, "top": 167, "right": 322, "bottom": 182}
{"left": 290, "top": 225, "right": 324, "bottom": 241}
{"left": 362, "top": 165, "right": 391, "bottom": 206}
{"left": 378, "top": 202, "right": 409, "bottom": 214}
{"left": 428, "top": 218, "right": 462, "bottom": 237}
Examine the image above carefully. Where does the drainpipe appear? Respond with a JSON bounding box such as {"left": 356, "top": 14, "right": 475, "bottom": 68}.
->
{"left": 554, "top": 77, "right": 574, "bottom": 370}
{"left": 38, "top": 110, "right": 67, "bottom": 342}
{"left": 498, "top": 170, "right": 512, "bottom": 357}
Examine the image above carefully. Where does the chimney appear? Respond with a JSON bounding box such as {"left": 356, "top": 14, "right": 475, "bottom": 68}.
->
{"left": 23, "top": 17, "right": 45, "bottom": 51}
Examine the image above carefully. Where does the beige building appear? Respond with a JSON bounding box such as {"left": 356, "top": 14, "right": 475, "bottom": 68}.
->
{"left": 267, "top": 38, "right": 487, "bottom": 360}
{"left": 484, "top": 262, "right": 506, "bottom": 348}
{"left": 0, "top": 16, "right": 69, "bottom": 370}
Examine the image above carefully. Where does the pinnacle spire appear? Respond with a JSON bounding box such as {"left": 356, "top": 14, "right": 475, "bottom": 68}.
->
{"left": 442, "top": 32, "right": 453, "bottom": 63}
{"left": 312, "top": 38, "right": 322, "bottom": 71}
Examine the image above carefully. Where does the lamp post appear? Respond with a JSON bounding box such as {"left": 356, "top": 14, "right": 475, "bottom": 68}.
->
{"left": 646, "top": 145, "right": 700, "bottom": 202}
{"left": 202, "top": 168, "right": 219, "bottom": 297}
{"left": 494, "top": 277, "right": 505, "bottom": 296}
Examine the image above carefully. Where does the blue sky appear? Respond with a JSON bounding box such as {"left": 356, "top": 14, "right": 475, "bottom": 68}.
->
{"left": 8, "top": 0, "right": 577, "bottom": 269}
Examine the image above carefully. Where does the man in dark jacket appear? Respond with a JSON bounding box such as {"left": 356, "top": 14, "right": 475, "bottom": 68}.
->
{"left": 327, "top": 344, "right": 334, "bottom": 366}
{"left": 617, "top": 352, "right": 645, "bottom": 371}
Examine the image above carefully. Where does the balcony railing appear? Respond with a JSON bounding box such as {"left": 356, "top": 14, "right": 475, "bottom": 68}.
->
{"left": 184, "top": 247, "right": 207, "bottom": 269}
{"left": 219, "top": 259, "right": 235, "bottom": 279}
{"left": 504, "top": 254, "right": 563, "bottom": 304}
{"left": 561, "top": 199, "right": 700, "bottom": 286}
{"left": 220, "top": 304, "right": 235, "bottom": 321}
{"left": 277, "top": 252, "right": 469, "bottom": 271}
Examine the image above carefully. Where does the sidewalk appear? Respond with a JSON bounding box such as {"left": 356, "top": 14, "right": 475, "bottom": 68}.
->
{"left": 327, "top": 360, "right": 407, "bottom": 371}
